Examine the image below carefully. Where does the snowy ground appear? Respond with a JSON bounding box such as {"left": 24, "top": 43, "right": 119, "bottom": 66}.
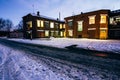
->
{"left": 0, "top": 43, "right": 120, "bottom": 80}
{"left": 8, "top": 38, "right": 120, "bottom": 54}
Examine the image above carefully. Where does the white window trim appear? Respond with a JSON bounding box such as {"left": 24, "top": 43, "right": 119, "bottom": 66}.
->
{"left": 100, "top": 28, "right": 108, "bottom": 30}
{"left": 77, "top": 21, "right": 83, "bottom": 31}
{"left": 88, "top": 15, "right": 96, "bottom": 24}
{"left": 100, "top": 14, "right": 107, "bottom": 24}
{"left": 88, "top": 28, "right": 96, "bottom": 30}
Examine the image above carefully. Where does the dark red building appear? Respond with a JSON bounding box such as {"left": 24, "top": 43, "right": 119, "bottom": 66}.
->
{"left": 65, "top": 9, "right": 120, "bottom": 39}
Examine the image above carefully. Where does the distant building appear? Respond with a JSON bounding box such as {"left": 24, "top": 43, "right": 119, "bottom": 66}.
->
{"left": 9, "top": 30, "right": 23, "bottom": 38}
{"left": 65, "top": 9, "right": 120, "bottom": 39}
{"left": 0, "top": 31, "right": 9, "bottom": 37}
{"left": 23, "top": 12, "right": 65, "bottom": 39}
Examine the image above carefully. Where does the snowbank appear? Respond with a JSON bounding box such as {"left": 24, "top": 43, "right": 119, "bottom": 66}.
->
{"left": 0, "top": 44, "right": 72, "bottom": 80}
{"left": 8, "top": 38, "right": 120, "bottom": 54}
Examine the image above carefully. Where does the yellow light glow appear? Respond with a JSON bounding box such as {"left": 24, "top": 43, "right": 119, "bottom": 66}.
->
{"left": 100, "top": 14, "right": 107, "bottom": 23}
{"left": 68, "top": 30, "right": 73, "bottom": 36}
{"left": 60, "top": 31, "right": 63, "bottom": 36}
{"left": 41, "top": 20, "right": 44, "bottom": 27}
{"left": 45, "top": 31, "right": 49, "bottom": 36}
{"left": 100, "top": 29, "right": 107, "bottom": 39}
{"left": 60, "top": 24, "right": 62, "bottom": 29}
{"left": 50, "top": 22, "right": 54, "bottom": 28}
{"left": 37, "top": 20, "right": 40, "bottom": 27}
{"left": 89, "top": 15, "right": 96, "bottom": 24}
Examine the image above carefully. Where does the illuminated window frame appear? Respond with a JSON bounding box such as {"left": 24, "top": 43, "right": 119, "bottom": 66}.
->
{"left": 37, "top": 20, "right": 44, "bottom": 27}
{"left": 68, "top": 30, "right": 73, "bottom": 36}
{"left": 77, "top": 21, "right": 83, "bottom": 31}
{"left": 45, "top": 30, "right": 49, "bottom": 37}
{"left": 60, "top": 24, "right": 63, "bottom": 29}
{"left": 50, "top": 22, "right": 54, "bottom": 28}
{"left": 100, "top": 14, "right": 107, "bottom": 24}
{"left": 88, "top": 15, "right": 96, "bottom": 24}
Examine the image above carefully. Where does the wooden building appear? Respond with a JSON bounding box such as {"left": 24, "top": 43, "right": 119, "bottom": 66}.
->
{"left": 109, "top": 9, "right": 120, "bottom": 39}
{"left": 65, "top": 9, "right": 120, "bottom": 39}
{"left": 23, "top": 12, "right": 65, "bottom": 39}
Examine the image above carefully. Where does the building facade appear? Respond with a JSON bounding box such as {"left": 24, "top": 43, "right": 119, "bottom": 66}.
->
{"left": 109, "top": 10, "right": 120, "bottom": 39}
{"left": 65, "top": 9, "right": 120, "bottom": 39}
{"left": 23, "top": 12, "right": 65, "bottom": 39}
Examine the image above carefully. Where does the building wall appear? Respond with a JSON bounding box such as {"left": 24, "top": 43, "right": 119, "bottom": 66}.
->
{"left": 23, "top": 14, "right": 65, "bottom": 39}
{"left": 65, "top": 10, "right": 109, "bottom": 39}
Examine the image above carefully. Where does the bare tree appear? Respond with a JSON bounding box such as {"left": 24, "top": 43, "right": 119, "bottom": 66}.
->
{"left": 0, "top": 18, "right": 13, "bottom": 31}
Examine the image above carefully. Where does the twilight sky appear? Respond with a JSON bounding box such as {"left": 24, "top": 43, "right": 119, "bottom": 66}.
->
{"left": 0, "top": 0, "right": 120, "bottom": 26}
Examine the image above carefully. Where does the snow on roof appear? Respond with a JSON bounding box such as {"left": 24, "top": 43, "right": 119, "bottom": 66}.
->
{"left": 111, "top": 9, "right": 120, "bottom": 13}
{"left": 30, "top": 13, "right": 65, "bottom": 22}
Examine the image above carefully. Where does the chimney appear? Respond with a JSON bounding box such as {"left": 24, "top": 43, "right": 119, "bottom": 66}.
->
{"left": 37, "top": 11, "right": 40, "bottom": 16}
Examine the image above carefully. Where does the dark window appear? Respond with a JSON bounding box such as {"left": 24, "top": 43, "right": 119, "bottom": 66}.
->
{"left": 55, "top": 23, "right": 59, "bottom": 29}
{"left": 68, "top": 21, "right": 73, "bottom": 27}
{"left": 44, "top": 21, "right": 49, "bottom": 28}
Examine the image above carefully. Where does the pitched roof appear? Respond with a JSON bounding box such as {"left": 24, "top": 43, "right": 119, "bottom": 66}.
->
{"left": 23, "top": 13, "right": 65, "bottom": 23}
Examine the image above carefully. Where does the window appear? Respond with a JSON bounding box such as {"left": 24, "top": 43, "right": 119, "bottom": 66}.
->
{"left": 55, "top": 23, "right": 59, "bottom": 29}
{"left": 77, "top": 21, "right": 83, "bottom": 31}
{"left": 60, "top": 31, "right": 64, "bottom": 36}
{"left": 37, "top": 20, "right": 44, "bottom": 27}
{"left": 100, "top": 14, "right": 107, "bottom": 23}
{"left": 89, "top": 15, "right": 96, "bottom": 24}
{"left": 41, "top": 20, "right": 44, "bottom": 27}
{"left": 60, "top": 24, "right": 63, "bottom": 29}
{"left": 110, "top": 18, "right": 114, "bottom": 24}
{"left": 44, "top": 21, "right": 49, "bottom": 28}
{"left": 26, "top": 21, "right": 32, "bottom": 27}
{"left": 37, "top": 20, "right": 40, "bottom": 27}
{"left": 50, "top": 22, "right": 54, "bottom": 28}
{"left": 45, "top": 30, "right": 49, "bottom": 36}
{"left": 55, "top": 31, "right": 59, "bottom": 36}
{"left": 68, "top": 19, "right": 73, "bottom": 27}
{"left": 50, "top": 31, "right": 54, "bottom": 36}
{"left": 63, "top": 24, "right": 65, "bottom": 28}
{"left": 68, "top": 30, "right": 73, "bottom": 36}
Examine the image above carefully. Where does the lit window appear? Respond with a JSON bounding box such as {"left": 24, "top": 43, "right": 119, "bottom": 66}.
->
{"left": 37, "top": 20, "right": 44, "bottom": 27}
{"left": 50, "top": 22, "right": 54, "bottom": 28}
{"left": 77, "top": 21, "right": 83, "bottom": 31}
{"left": 63, "top": 24, "right": 65, "bottom": 28}
{"left": 26, "top": 21, "right": 32, "bottom": 27}
{"left": 110, "top": 18, "right": 114, "bottom": 24}
{"left": 41, "top": 20, "right": 44, "bottom": 27}
{"left": 45, "top": 30, "right": 49, "bottom": 36}
{"left": 37, "top": 20, "right": 40, "bottom": 27}
{"left": 89, "top": 15, "right": 96, "bottom": 24}
{"left": 60, "top": 31, "right": 63, "bottom": 36}
{"left": 60, "top": 24, "right": 62, "bottom": 29}
{"left": 100, "top": 14, "right": 107, "bottom": 23}
{"left": 68, "top": 30, "right": 73, "bottom": 36}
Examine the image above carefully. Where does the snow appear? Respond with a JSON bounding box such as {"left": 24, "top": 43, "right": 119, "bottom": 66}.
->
{"left": 8, "top": 38, "right": 120, "bottom": 54}
{"left": 0, "top": 44, "right": 71, "bottom": 80}
{"left": 0, "top": 44, "right": 120, "bottom": 80}
{"left": 0, "top": 37, "right": 120, "bottom": 80}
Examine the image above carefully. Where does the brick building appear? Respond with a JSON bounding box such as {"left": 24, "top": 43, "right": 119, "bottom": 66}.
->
{"left": 23, "top": 12, "right": 65, "bottom": 39}
{"left": 65, "top": 9, "right": 120, "bottom": 39}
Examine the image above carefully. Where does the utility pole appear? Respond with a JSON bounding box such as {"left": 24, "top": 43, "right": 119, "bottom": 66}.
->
{"left": 59, "top": 12, "right": 61, "bottom": 20}
{"left": 32, "top": 4, "right": 35, "bottom": 14}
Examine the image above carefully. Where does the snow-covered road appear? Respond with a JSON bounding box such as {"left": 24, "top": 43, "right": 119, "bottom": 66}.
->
{"left": 8, "top": 38, "right": 120, "bottom": 54}
{"left": 0, "top": 38, "right": 120, "bottom": 80}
